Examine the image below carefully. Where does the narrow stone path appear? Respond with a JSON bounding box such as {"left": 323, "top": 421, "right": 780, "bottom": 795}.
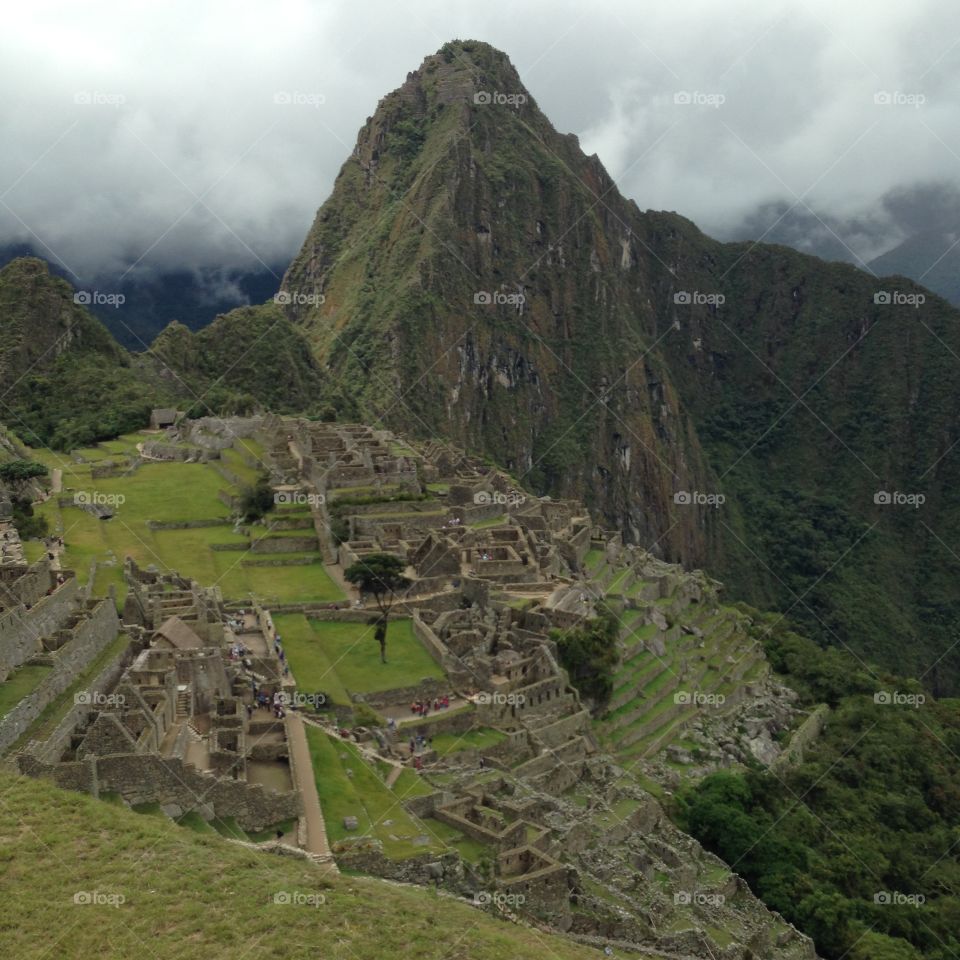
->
{"left": 285, "top": 711, "right": 338, "bottom": 870}
{"left": 384, "top": 764, "right": 403, "bottom": 788}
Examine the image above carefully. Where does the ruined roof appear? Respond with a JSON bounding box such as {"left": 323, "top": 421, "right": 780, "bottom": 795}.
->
{"left": 153, "top": 615, "right": 204, "bottom": 650}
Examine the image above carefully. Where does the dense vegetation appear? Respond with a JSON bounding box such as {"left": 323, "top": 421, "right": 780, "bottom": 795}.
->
{"left": 676, "top": 612, "right": 960, "bottom": 960}
{"left": 149, "top": 308, "right": 326, "bottom": 416}
{"left": 553, "top": 611, "right": 619, "bottom": 710}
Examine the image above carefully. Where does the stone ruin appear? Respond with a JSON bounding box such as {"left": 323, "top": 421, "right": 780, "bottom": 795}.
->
{"left": 0, "top": 418, "right": 820, "bottom": 956}
{"left": 10, "top": 558, "right": 301, "bottom": 834}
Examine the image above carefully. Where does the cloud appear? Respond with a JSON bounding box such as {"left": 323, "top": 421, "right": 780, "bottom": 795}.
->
{"left": 1, "top": 0, "right": 959, "bottom": 281}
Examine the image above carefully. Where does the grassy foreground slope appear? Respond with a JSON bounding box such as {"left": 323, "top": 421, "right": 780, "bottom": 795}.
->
{"left": 0, "top": 773, "right": 618, "bottom": 960}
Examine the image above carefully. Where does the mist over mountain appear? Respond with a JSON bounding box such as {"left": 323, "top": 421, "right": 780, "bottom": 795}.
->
{"left": 722, "top": 181, "right": 960, "bottom": 305}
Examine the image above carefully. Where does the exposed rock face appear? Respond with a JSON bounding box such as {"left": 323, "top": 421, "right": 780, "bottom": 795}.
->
{"left": 280, "top": 40, "right": 960, "bottom": 688}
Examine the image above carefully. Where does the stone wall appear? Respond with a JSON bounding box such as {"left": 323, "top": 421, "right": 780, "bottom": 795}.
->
{"left": 0, "top": 575, "right": 77, "bottom": 680}
{"left": 359, "top": 677, "right": 454, "bottom": 711}
{"left": 772, "top": 704, "right": 830, "bottom": 769}
{"left": 25, "top": 640, "right": 138, "bottom": 763}
{"left": 0, "top": 599, "right": 123, "bottom": 754}
{"left": 93, "top": 754, "right": 300, "bottom": 831}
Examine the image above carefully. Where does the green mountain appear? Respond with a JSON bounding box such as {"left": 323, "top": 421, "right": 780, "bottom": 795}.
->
{"left": 0, "top": 259, "right": 327, "bottom": 446}
{"left": 149, "top": 306, "right": 326, "bottom": 416}
{"left": 279, "top": 40, "right": 960, "bottom": 691}
{"left": 0, "top": 257, "right": 163, "bottom": 449}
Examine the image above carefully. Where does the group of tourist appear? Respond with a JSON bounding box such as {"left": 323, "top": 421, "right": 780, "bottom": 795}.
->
{"left": 248, "top": 685, "right": 286, "bottom": 719}
{"left": 441, "top": 516, "right": 462, "bottom": 528}
{"left": 409, "top": 694, "right": 451, "bottom": 716}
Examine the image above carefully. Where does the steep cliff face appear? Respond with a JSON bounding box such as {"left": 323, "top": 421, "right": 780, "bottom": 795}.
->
{"left": 281, "top": 41, "right": 718, "bottom": 567}
{"left": 282, "top": 41, "right": 960, "bottom": 686}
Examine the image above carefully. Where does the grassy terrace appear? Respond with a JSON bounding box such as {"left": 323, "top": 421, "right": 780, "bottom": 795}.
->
{"left": 277, "top": 616, "right": 443, "bottom": 703}
{"left": 306, "top": 727, "right": 445, "bottom": 859}
{"left": 469, "top": 514, "right": 506, "bottom": 529}
{"left": 2, "top": 771, "right": 619, "bottom": 960}
{"left": 30, "top": 434, "right": 344, "bottom": 607}
{"left": 431, "top": 728, "right": 506, "bottom": 756}
{"left": 0, "top": 664, "right": 52, "bottom": 718}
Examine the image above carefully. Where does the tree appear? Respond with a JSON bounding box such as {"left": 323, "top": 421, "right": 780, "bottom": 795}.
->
{"left": 343, "top": 553, "right": 410, "bottom": 663}
{"left": 239, "top": 476, "right": 275, "bottom": 523}
{"left": 0, "top": 459, "right": 48, "bottom": 492}
{"left": 552, "top": 610, "right": 619, "bottom": 710}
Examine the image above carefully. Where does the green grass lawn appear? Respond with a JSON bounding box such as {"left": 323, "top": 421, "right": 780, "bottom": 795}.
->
{"left": 32, "top": 451, "right": 343, "bottom": 606}
{"left": 290, "top": 618, "right": 443, "bottom": 697}
{"left": 218, "top": 447, "right": 264, "bottom": 487}
{"left": 0, "top": 664, "right": 52, "bottom": 718}
{"left": 272, "top": 613, "right": 351, "bottom": 705}
{"left": 305, "top": 727, "right": 444, "bottom": 859}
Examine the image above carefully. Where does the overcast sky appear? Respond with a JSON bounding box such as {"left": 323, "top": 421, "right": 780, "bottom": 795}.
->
{"left": 2, "top": 0, "right": 959, "bottom": 283}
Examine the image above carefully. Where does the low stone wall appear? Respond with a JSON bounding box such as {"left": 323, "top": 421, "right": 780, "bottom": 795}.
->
{"left": 95, "top": 753, "right": 300, "bottom": 831}
{"left": 773, "top": 704, "right": 829, "bottom": 769}
{"left": 334, "top": 847, "right": 467, "bottom": 887}
{"left": 146, "top": 518, "right": 233, "bottom": 531}
{"left": 411, "top": 611, "right": 452, "bottom": 669}
{"left": 24, "top": 640, "right": 137, "bottom": 763}
{"left": 141, "top": 441, "right": 208, "bottom": 462}
{"left": 251, "top": 536, "right": 319, "bottom": 554}
{"left": 533, "top": 711, "right": 590, "bottom": 750}
{"left": 0, "top": 600, "right": 122, "bottom": 754}
{"left": 359, "top": 677, "right": 454, "bottom": 710}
